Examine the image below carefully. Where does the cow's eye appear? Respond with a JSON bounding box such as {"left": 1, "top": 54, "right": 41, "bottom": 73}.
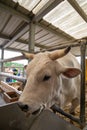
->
{"left": 43, "top": 75, "right": 51, "bottom": 81}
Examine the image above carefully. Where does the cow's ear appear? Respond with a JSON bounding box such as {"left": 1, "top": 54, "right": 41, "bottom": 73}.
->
{"left": 62, "top": 68, "right": 81, "bottom": 78}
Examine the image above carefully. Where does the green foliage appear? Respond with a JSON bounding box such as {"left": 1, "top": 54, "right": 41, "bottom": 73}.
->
{"left": 4, "top": 62, "right": 24, "bottom": 72}
{"left": 4, "top": 62, "right": 24, "bottom": 68}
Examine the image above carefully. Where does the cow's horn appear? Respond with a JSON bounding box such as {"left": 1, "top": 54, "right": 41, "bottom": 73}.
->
{"left": 22, "top": 52, "right": 34, "bottom": 59}
{"left": 49, "top": 47, "right": 71, "bottom": 60}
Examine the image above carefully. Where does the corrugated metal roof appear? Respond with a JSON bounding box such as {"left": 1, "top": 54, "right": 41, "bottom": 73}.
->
{"left": 21, "top": 32, "right": 29, "bottom": 40}
{"left": 12, "top": 0, "right": 87, "bottom": 40}
{"left": 2, "top": 16, "right": 23, "bottom": 36}
{"left": 0, "top": 38, "right": 5, "bottom": 46}
{"left": 0, "top": 0, "right": 87, "bottom": 56}
{"left": 13, "top": 0, "right": 50, "bottom": 13}
{"left": 76, "top": 0, "right": 87, "bottom": 15}
{"left": 44, "top": 0, "right": 87, "bottom": 39}
{"left": 0, "top": 11, "right": 10, "bottom": 32}
{"left": 33, "top": 0, "right": 50, "bottom": 14}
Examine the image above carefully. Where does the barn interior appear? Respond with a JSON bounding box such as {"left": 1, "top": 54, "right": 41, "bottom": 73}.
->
{"left": 0, "top": 0, "right": 87, "bottom": 130}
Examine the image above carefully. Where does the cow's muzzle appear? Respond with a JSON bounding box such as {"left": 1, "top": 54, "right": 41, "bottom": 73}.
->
{"left": 17, "top": 102, "right": 45, "bottom": 115}
{"left": 18, "top": 102, "right": 29, "bottom": 112}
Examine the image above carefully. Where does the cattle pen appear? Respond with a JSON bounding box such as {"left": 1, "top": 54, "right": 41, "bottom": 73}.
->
{"left": 0, "top": 0, "right": 87, "bottom": 130}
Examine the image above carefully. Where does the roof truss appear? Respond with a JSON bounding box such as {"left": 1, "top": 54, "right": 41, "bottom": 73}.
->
{"left": 0, "top": 0, "right": 87, "bottom": 51}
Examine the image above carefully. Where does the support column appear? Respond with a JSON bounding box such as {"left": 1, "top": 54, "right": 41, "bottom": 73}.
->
{"left": 0, "top": 49, "right": 4, "bottom": 82}
{"left": 28, "top": 22, "right": 35, "bottom": 53}
{"left": 80, "top": 41, "right": 86, "bottom": 126}
{"left": 1, "top": 48, "right": 4, "bottom": 72}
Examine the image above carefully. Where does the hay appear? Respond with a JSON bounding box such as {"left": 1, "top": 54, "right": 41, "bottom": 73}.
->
{"left": 56, "top": 85, "right": 87, "bottom": 129}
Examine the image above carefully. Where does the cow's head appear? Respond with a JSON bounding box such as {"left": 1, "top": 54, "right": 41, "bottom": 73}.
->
{"left": 18, "top": 47, "right": 80, "bottom": 115}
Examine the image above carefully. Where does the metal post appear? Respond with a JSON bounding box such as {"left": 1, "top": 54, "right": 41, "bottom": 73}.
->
{"left": 1, "top": 48, "right": 4, "bottom": 72}
{"left": 80, "top": 41, "right": 86, "bottom": 126}
{"left": 28, "top": 21, "right": 35, "bottom": 63}
{"left": 29, "top": 21, "right": 35, "bottom": 53}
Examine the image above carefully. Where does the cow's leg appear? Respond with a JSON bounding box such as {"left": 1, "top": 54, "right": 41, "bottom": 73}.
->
{"left": 69, "top": 97, "right": 79, "bottom": 115}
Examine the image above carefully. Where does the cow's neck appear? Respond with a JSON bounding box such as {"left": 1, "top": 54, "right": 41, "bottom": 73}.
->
{"left": 54, "top": 75, "right": 72, "bottom": 108}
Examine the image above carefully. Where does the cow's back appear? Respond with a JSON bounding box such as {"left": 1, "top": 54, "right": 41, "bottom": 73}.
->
{"left": 57, "top": 52, "right": 80, "bottom": 69}
{"left": 56, "top": 52, "right": 80, "bottom": 108}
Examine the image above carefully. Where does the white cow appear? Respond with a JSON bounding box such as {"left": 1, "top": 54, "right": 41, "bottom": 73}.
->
{"left": 18, "top": 47, "right": 81, "bottom": 115}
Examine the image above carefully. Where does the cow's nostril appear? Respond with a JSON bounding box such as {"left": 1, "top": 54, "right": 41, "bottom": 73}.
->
{"left": 18, "top": 102, "right": 29, "bottom": 112}
{"left": 23, "top": 104, "right": 29, "bottom": 110}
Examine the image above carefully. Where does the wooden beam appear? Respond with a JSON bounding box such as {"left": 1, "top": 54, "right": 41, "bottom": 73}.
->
{"left": 33, "top": 0, "right": 64, "bottom": 22}
{"left": 1, "top": 81, "right": 20, "bottom": 95}
{"left": 68, "top": 0, "right": 87, "bottom": 22}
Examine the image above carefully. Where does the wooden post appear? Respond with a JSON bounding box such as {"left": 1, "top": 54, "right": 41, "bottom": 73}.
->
{"left": 80, "top": 41, "right": 86, "bottom": 126}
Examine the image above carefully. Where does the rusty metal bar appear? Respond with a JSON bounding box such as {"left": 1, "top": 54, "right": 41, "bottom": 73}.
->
{"left": 80, "top": 42, "right": 86, "bottom": 126}
{"left": 51, "top": 105, "right": 81, "bottom": 125}
{"left": 0, "top": 72, "right": 26, "bottom": 83}
{"left": 0, "top": 55, "right": 25, "bottom": 63}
